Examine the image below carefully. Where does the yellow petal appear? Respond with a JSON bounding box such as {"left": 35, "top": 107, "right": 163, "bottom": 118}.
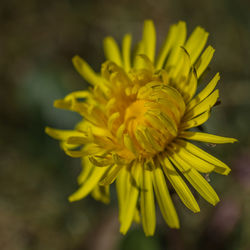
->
{"left": 142, "top": 20, "right": 156, "bottom": 63}
{"left": 187, "top": 73, "right": 220, "bottom": 110}
{"left": 123, "top": 133, "right": 137, "bottom": 155}
{"left": 108, "top": 112, "right": 120, "bottom": 131}
{"left": 160, "top": 156, "right": 200, "bottom": 213}
{"left": 151, "top": 165, "right": 179, "bottom": 228}
{"left": 158, "top": 112, "right": 178, "bottom": 136}
{"left": 195, "top": 46, "right": 215, "bottom": 78}
{"left": 62, "top": 141, "right": 103, "bottom": 158}
{"left": 184, "top": 89, "right": 219, "bottom": 120}
{"left": 89, "top": 155, "right": 113, "bottom": 167}
{"left": 171, "top": 143, "right": 215, "bottom": 173}
{"left": 116, "top": 167, "right": 128, "bottom": 223}
{"left": 152, "top": 98, "right": 182, "bottom": 121}
{"left": 181, "top": 111, "right": 210, "bottom": 130}
{"left": 169, "top": 154, "right": 220, "bottom": 205}
{"left": 112, "top": 153, "right": 130, "bottom": 165}
{"left": 119, "top": 163, "right": 140, "bottom": 234}
{"left": 62, "top": 90, "right": 94, "bottom": 109}
{"left": 133, "top": 41, "right": 144, "bottom": 68}
{"left": 67, "top": 136, "right": 89, "bottom": 145}
{"left": 135, "top": 127, "right": 156, "bottom": 154}
{"left": 64, "top": 90, "right": 91, "bottom": 100}
{"left": 99, "top": 165, "right": 123, "bottom": 185}
{"left": 165, "top": 22, "right": 187, "bottom": 69}
{"left": 184, "top": 68, "right": 198, "bottom": 102}
{"left": 53, "top": 99, "right": 72, "bottom": 110}
{"left": 149, "top": 84, "right": 186, "bottom": 116}
{"left": 103, "top": 36, "right": 123, "bottom": 66}
{"left": 133, "top": 54, "right": 154, "bottom": 72}
{"left": 122, "top": 34, "right": 132, "bottom": 71}
{"left": 64, "top": 148, "right": 88, "bottom": 158}
{"left": 45, "top": 127, "right": 83, "bottom": 141}
{"left": 78, "top": 157, "right": 93, "bottom": 184}
{"left": 176, "top": 139, "right": 231, "bottom": 175}
{"left": 184, "top": 26, "right": 209, "bottom": 64}
{"left": 140, "top": 165, "right": 156, "bottom": 236}
{"left": 167, "top": 47, "right": 190, "bottom": 85}
{"left": 116, "top": 123, "right": 126, "bottom": 142}
{"left": 144, "top": 112, "right": 169, "bottom": 134}
{"left": 156, "top": 21, "right": 186, "bottom": 70}
{"left": 72, "top": 55, "right": 100, "bottom": 86}
{"left": 173, "top": 47, "right": 191, "bottom": 81}
{"left": 54, "top": 90, "right": 93, "bottom": 111}
{"left": 69, "top": 166, "right": 110, "bottom": 202}
{"left": 180, "top": 131, "right": 238, "bottom": 144}
{"left": 144, "top": 127, "right": 164, "bottom": 152}
{"left": 133, "top": 207, "right": 141, "bottom": 224}
{"left": 91, "top": 185, "right": 110, "bottom": 204}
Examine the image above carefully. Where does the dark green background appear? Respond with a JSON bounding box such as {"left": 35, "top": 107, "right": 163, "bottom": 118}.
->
{"left": 1, "top": 0, "right": 249, "bottom": 249}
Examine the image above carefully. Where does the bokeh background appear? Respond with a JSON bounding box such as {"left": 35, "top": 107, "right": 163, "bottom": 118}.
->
{"left": 1, "top": 0, "right": 250, "bottom": 249}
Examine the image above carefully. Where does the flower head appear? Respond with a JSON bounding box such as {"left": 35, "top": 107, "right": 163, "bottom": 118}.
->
{"left": 46, "top": 20, "right": 237, "bottom": 236}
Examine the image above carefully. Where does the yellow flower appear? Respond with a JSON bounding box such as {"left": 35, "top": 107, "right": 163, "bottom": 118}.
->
{"left": 46, "top": 20, "right": 237, "bottom": 236}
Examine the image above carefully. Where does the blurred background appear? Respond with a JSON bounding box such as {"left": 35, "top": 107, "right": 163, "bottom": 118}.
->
{"left": 0, "top": 0, "right": 249, "bottom": 249}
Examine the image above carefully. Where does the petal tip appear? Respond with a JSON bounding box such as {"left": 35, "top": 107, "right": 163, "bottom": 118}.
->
{"left": 45, "top": 126, "right": 56, "bottom": 139}
{"left": 72, "top": 54, "right": 80, "bottom": 62}
{"left": 72, "top": 55, "right": 85, "bottom": 69}
{"left": 225, "top": 168, "right": 231, "bottom": 175}
{"left": 144, "top": 231, "right": 155, "bottom": 237}
{"left": 192, "top": 204, "right": 201, "bottom": 213}
{"left": 68, "top": 195, "right": 76, "bottom": 202}
{"left": 144, "top": 19, "right": 154, "bottom": 25}
{"left": 119, "top": 227, "right": 128, "bottom": 235}
{"left": 45, "top": 126, "right": 50, "bottom": 134}
{"left": 53, "top": 99, "right": 64, "bottom": 108}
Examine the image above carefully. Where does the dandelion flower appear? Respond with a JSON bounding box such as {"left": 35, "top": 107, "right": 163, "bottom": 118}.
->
{"left": 46, "top": 20, "right": 237, "bottom": 236}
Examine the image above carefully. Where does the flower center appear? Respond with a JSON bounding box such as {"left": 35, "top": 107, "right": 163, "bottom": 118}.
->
{"left": 124, "top": 100, "right": 149, "bottom": 134}
{"left": 100, "top": 60, "right": 186, "bottom": 160}
{"left": 120, "top": 83, "right": 186, "bottom": 159}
